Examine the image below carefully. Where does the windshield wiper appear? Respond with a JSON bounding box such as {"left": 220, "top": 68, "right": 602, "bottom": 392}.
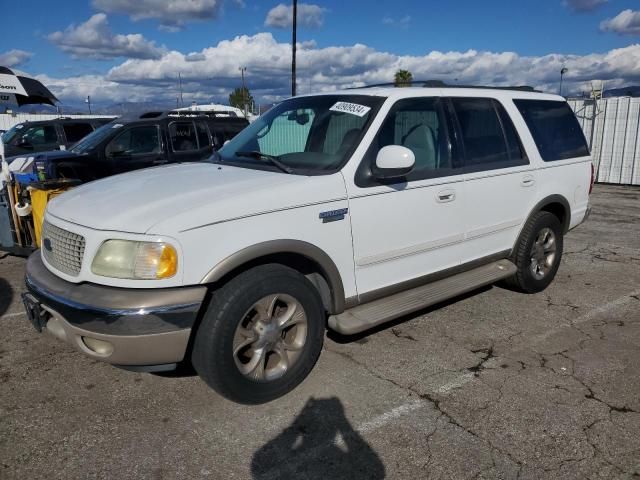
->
{"left": 235, "top": 151, "right": 293, "bottom": 174}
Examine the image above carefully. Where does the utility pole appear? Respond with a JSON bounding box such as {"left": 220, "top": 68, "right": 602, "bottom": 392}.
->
{"left": 291, "top": 0, "right": 297, "bottom": 96}
{"left": 239, "top": 66, "right": 247, "bottom": 117}
{"left": 559, "top": 67, "right": 568, "bottom": 97}
{"left": 178, "top": 73, "right": 184, "bottom": 107}
{"left": 86, "top": 95, "right": 92, "bottom": 114}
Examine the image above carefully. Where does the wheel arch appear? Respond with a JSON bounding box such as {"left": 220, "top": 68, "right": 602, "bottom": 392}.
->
{"left": 200, "top": 240, "right": 346, "bottom": 314}
{"left": 512, "top": 194, "right": 571, "bottom": 254}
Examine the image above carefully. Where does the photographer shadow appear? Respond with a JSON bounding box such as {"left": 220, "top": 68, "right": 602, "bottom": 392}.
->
{"left": 251, "top": 397, "right": 385, "bottom": 479}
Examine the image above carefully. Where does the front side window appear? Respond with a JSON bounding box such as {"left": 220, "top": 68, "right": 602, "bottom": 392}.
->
{"left": 19, "top": 125, "right": 58, "bottom": 146}
{"left": 169, "top": 122, "right": 198, "bottom": 152}
{"left": 63, "top": 123, "right": 93, "bottom": 143}
{"left": 513, "top": 99, "right": 589, "bottom": 161}
{"left": 217, "top": 95, "right": 383, "bottom": 174}
{"left": 106, "top": 125, "right": 161, "bottom": 157}
{"left": 451, "top": 98, "right": 526, "bottom": 170}
{"left": 355, "top": 97, "right": 455, "bottom": 186}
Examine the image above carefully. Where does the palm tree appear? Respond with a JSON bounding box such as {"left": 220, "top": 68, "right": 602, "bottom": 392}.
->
{"left": 394, "top": 69, "right": 413, "bottom": 87}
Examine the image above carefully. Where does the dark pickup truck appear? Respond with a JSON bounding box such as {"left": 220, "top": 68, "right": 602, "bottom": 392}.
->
{"left": 26, "top": 111, "right": 249, "bottom": 182}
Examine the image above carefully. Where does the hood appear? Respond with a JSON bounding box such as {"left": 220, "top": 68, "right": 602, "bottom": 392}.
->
{"left": 7, "top": 149, "right": 79, "bottom": 165}
{"left": 47, "top": 163, "right": 347, "bottom": 234}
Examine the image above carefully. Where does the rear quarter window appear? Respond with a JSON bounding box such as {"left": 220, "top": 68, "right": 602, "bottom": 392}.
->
{"left": 513, "top": 99, "right": 589, "bottom": 161}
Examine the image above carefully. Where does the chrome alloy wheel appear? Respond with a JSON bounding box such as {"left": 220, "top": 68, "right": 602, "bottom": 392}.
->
{"left": 529, "top": 227, "right": 557, "bottom": 280}
{"left": 232, "top": 294, "right": 308, "bottom": 382}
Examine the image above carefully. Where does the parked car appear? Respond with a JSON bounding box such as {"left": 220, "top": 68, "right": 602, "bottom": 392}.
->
{"left": 25, "top": 111, "right": 250, "bottom": 182}
{"left": 23, "top": 85, "right": 592, "bottom": 404}
{"left": 1, "top": 117, "right": 113, "bottom": 158}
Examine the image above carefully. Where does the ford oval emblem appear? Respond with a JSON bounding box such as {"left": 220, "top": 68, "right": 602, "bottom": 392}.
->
{"left": 43, "top": 238, "right": 52, "bottom": 252}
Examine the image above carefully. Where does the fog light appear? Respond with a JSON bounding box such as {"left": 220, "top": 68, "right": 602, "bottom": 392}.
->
{"left": 82, "top": 337, "right": 114, "bottom": 356}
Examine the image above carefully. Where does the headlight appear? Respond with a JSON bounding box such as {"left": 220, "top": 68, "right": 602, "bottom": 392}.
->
{"left": 91, "top": 240, "right": 178, "bottom": 279}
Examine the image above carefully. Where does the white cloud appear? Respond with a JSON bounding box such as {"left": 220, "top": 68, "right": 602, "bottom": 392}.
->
{"left": 563, "top": 0, "right": 607, "bottom": 13}
{"left": 382, "top": 15, "right": 411, "bottom": 28}
{"left": 265, "top": 3, "right": 326, "bottom": 29}
{"left": 36, "top": 33, "right": 640, "bottom": 106}
{"left": 0, "top": 49, "right": 33, "bottom": 68}
{"left": 48, "top": 14, "right": 165, "bottom": 60}
{"left": 600, "top": 10, "right": 640, "bottom": 36}
{"left": 92, "top": 0, "right": 221, "bottom": 30}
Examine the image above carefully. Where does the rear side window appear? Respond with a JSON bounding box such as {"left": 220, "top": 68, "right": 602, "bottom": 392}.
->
{"left": 169, "top": 122, "right": 198, "bottom": 152}
{"left": 513, "top": 99, "right": 589, "bottom": 161}
{"left": 450, "top": 98, "right": 527, "bottom": 170}
{"left": 63, "top": 123, "right": 93, "bottom": 143}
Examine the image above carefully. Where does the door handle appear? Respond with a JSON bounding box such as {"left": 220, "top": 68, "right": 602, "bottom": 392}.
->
{"left": 437, "top": 189, "right": 456, "bottom": 203}
{"left": 521, "top": 175, "right": 535, "bottom": 187}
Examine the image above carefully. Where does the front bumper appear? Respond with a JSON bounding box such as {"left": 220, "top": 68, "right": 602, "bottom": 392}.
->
{"left": 24, "top": 252, "right": 207, "bottom": 367}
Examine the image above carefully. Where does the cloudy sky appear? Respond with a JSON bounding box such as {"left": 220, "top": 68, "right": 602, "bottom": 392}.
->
{"left": 2, "top": 0, "right": 640, "bottom": 108}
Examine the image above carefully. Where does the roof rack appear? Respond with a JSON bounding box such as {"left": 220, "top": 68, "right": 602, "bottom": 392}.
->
{"left": 349, "top": 80, "right": 539, "bottom": 92}
{"left": 133, "top": 110, "right": 243, "bottom": 120}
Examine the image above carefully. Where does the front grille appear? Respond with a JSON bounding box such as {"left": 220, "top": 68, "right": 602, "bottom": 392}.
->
{"left": 41, "top": 221, "right": 85, "bottom": 276}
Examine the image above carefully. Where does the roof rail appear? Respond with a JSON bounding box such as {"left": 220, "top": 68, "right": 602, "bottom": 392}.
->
{"left": 349, "top": 80, "right": 539, "bottom": 92}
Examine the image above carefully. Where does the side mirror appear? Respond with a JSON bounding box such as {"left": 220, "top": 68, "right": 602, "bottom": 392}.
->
{"left": 18, "top": 139, "right": 33, "bottom": 149}
{"left": 374, "top": 145, "right": 415, "bottom": 179}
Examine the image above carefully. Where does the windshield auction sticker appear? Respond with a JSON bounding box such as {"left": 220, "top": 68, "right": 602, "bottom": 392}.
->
{"left": 329, "top": 102, "right": 371, "bottom": 117}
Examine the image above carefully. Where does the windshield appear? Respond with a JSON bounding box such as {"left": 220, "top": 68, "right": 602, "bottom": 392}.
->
{"left": 2, "top": 123, "right": 27, "bottom": 144}
{"left": 70, "top": 122, "right": 119, "bottom": 153}
{"left": 216, "top": 94, "right": 384, "bottom": 174}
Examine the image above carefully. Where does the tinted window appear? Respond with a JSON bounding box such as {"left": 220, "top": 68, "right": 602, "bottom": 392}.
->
{"left": 452, "top": 98, "right": 505, "bottom": 168}
{"left": 514, "top": 99, "right": 589, "bottom": 161}
{"left": 63, "top": 123, "right": 93, "bottom": 143}
{"left": 106, "top": 126, "right": 161, "bottom": 157}
{"left": 195, "top": 121, "right": 210, "bottom": 149}
{"left": 169, "top": 122, "right": 198, "bottom": 152}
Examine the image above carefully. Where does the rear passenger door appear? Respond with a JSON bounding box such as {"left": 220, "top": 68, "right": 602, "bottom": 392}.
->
{"left": 448, "top": 97, "right": 537, "bottom": 262}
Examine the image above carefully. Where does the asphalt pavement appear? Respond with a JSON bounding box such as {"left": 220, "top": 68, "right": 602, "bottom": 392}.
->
{"left": 1, "top": 184, "right": 639, "bottom": 479}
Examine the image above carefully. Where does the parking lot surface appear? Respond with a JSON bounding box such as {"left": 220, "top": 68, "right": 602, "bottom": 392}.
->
{"left": 1, "top": 184, "right": 639, "bottom": 480}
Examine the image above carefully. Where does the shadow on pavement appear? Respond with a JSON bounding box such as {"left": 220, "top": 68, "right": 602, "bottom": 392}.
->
{"left": 251, "top": 397, "right": 385, "bottom": 479}
{"left": 0, "top": 277, "right": 13, "bottom": 318}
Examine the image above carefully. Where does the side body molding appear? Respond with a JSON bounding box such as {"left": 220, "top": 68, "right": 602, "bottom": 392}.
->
{"left": 200, "top": 240, "right": 347, "bottom": 313}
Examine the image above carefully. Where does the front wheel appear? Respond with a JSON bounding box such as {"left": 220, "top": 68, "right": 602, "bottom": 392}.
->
{"left": 505, "top": 211, "right": 564, "bottom": 293}
{"left": 192, "top": 264, "right": 325, "bottom": 404}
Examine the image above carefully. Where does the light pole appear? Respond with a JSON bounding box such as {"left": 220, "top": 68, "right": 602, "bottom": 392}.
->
{"left": 559, "top": 67, "right": 568, "bottom": 97}
{"left": 239, "top": 66, "right": 247, "bottom": 117}
{"left": 291, "top": 0, "right": 297, "bottom": 96}
{"left": 85, "top": 95, "right": 92, "bottom": 114}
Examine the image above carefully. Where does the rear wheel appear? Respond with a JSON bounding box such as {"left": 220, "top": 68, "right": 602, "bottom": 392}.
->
{"left": 192, "top": 264, "right": 325, "bottom": 404}
{"left": 506, "top": 211, "right": 564, "bottom": 293}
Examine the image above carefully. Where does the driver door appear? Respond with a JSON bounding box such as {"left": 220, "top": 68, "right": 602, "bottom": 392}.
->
{"left": 105, "top": 124, "right": 167, "bottom": 175}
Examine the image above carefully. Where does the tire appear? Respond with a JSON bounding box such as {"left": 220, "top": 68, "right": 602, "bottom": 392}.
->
{"left": 192, "top": 264, "right": 325, "bottom": 404}
{"left": 505, "top": 211, "right": 564, "bottom": 293}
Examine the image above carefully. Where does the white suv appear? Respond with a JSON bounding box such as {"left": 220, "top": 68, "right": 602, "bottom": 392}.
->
{"left": 23, "top": 86, "right": 593, "bottom": 404}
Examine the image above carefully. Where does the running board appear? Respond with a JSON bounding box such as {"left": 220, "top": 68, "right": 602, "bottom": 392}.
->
{"left": 328, "top": 259, "right": 516, "bottom": 335}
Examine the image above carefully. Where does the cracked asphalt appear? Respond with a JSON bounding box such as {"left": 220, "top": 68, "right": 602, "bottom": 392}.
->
{"left": 1, "top": 184, "right": 639, "bottom": 479}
